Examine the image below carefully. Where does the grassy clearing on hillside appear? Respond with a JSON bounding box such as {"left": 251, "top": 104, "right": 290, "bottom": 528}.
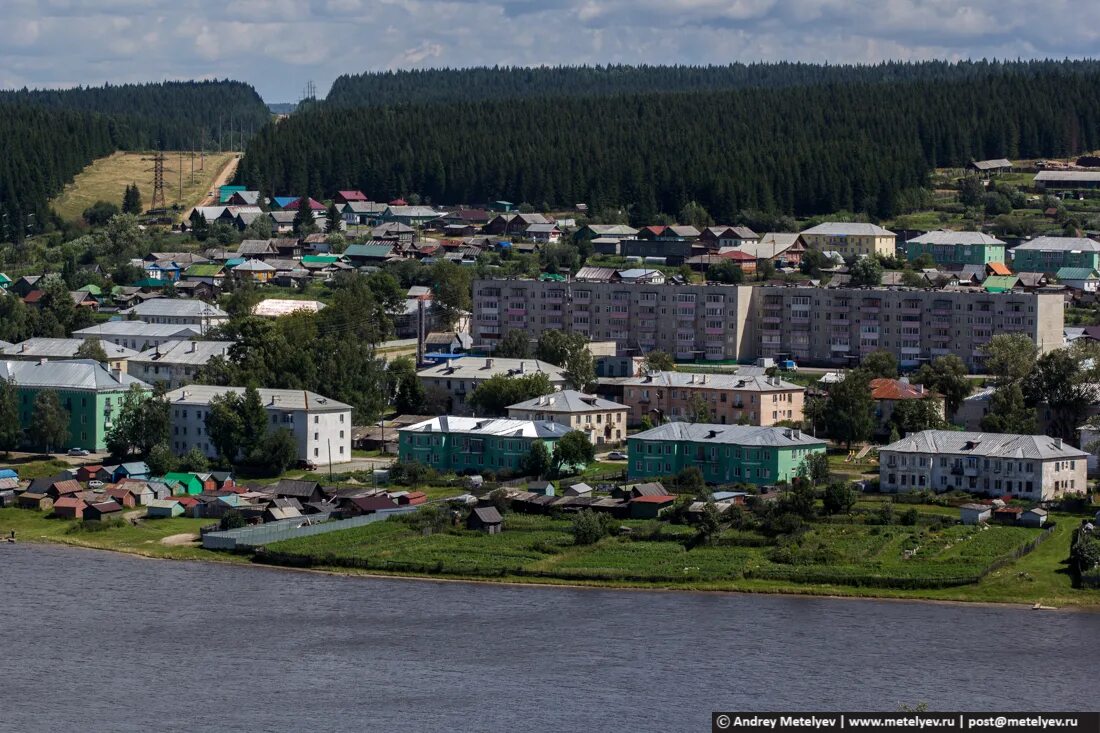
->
{"left": 50, "top": 150, "right": 237, "bottom": 222}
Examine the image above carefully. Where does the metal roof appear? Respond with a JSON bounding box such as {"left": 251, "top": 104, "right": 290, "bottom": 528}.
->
{"left": 0, "top": 359, "right": 149, "bottom": 391}
{"left": 400, "top": 416, "right": 572, "bottom": 439}
{"left": 1034, "top": 171, "right": 1100, "bottom": 182}
{"left": 165, "top": 385, "right": 351, "bottom": 412}
{"left": 881, "top": 430, "right": 1088, "bottom": 460}
{"left": 73, "top": 321, "right": 203, "bottom": 339}
{"left": 2, "top": 338, "right": 139, "bottom": 360}
{"left": 612, "top": 371, "right": 796, "bottom": 392}
{"left": 629, "top": 422, "right": 825, "bottom": 447}
{"left": 908, "top": 231, "right": 1006, "bottom": 246}
{"left": 132, "top": 340, "right": 234, "bottom": 366}
{"left": 507, "top": 389, "right": 626, "bottom": 413}
{"left": 416, "top": 357, "right": 567, "bottom": 382}
{"left": 1013, "top": 236, "right": 1100, "bottom": 253}
{"left": 121, "top": 300, "right": 228, "bottom": 318}
{"left": 801, "top": 222, "right": 895, "bottom": 236}
{"left": 251, "top": 299, "right": 327, "bottom": 317}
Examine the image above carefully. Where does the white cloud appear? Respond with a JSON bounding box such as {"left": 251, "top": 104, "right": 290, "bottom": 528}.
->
{"left": 0, "top": 0, "right": 1096, "bottom": 100}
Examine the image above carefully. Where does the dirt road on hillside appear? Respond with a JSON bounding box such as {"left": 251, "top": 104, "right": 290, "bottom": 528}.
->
{"left": 187, "top": 153, "right": 241, "bottom": 218}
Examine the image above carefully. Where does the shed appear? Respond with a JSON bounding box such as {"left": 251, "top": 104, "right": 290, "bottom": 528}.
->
{"left": 269, "top": 479, "right": 325, "bottom": 504}
{"left": 527, "top": 480, "right": 556, "bottom": 497}
{"left": 164, "top": 472, "right": 204, "bottom": 495}
{"left": 992, "top": 506, "right": 1024, "bottom": 524}
{"left": 959, "top": 503, "right": 992, "bottom": 525}
{"left": 52, "top": 496, "right": 87, "bottom": 519}
{"left": 84, "top": 500, "right": 123, "bottom": 522}
{"left": 467, "top": 505, "right": 503, "bottom": 534}
{"left": 629, "top": 494, "right": 676, "bottom": 519}
{"left": 16, "top": 493, "right": 53, "bottom": 511}
{"left": 1020, "top": 508, "right": 1048, "bottom": 528}
{"left": 564, "top": 482, "right": 594, "bottom": 497}
{"left": 146, "top": 499, "right": 185, "bottom": 518}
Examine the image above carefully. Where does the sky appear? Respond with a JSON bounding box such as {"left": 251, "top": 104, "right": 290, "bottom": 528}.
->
{"left": 2, "top": 0, "right": 1098, "bottom": 102}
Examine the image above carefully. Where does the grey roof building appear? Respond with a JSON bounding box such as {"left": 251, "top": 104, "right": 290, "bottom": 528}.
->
{"left": 2, "top": 338, "right": 138, "bottom": 373}
{"left": 72, "top": 321, "right": 203, "bottom": 351}
{"left": 417, "top": 357, "right": 568, "bottom": 415}
{"left": 629, "top": 422, "right": 824, "bottom": 447}
{"left": 119, "top": 300, "right": 229, "bottom": 331}
{"left": 129, "top": 340, "right": 235, "bottom": 389}
{"left": 0, "top": 358, "right": 148, "bottom": 391}
{"left": 879, "top": 429, "right": 1087, "bottom": 501}
{"left": 506, "top": 389, "right": 629, "bottom": 445}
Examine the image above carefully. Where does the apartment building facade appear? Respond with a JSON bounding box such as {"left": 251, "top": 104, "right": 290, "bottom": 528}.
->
{"left": 1010, "top": 236, "right": 1100, "bottom": 273}
{"left": 799, "top": 222, "right": 896, "bottom": 257}
{"left": 472, "top": 277, "right": 1063, "bottom": 372}
{"left": 472, "top": 279, "right": 755, "bottom": 362}
{"left": 904, "top": 231, "right": 1006, "bottom": 267}
{"left": 505, "top": 390, "right": 629, "bottom": 445}
{"left": 164, "top": 385, "right": 352, "bottom": 465}
{"left": 610, "top": 371, "right": 804, "bottom": 426}
{"left": 879, "top": 430, "right": 1087, "bottom": 501}
{"left": 398, "top": 416, "right": 574, "bottom": 474}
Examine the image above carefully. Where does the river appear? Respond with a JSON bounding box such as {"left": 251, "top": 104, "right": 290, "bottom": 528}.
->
{"left": 1, "top": 544, "right": 1097, "bottom": 733}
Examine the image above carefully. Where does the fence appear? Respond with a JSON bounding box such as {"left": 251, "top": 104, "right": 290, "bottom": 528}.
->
{"left": 202, "top": 508, "right": 415, "bottom": 551}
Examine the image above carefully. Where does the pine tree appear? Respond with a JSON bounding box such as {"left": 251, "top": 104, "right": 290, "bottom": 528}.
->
{"left": 122, "top": 183, "right": 142, "bottom": 215}
{"left": 325, "top": 202, "right": 341, "bottom": 234}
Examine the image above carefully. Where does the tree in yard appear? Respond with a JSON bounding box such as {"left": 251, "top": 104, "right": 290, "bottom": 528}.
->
{"left": 552, "top": 431, "right": 595, "bottom": 475}
{"left": 219, "top": 509, "right": 248, "bottom": 531}
{"left": 796, "top": 451, "right": 830, "bottom": 486}
{"left": 292, "top": 198, "right": 316, "bottom": 234}
{"left": 205, "top": 392, "right": 244, "bottom": 462}
{"left": 324, "top": 202, "right": 342, "bottom": 233}
{"left": 783, "top": 481, "right": 817, "bottom": 520}
{"left": 686, "top": 393, "right": 713, "bottom": 422}
{"left": 239, "top": 386, "right": 270, "bottom": 458}
{"left": 889, "top": 398, "right": 946, "bottom": 436}
{"left": 122, "top": 183, "right": 142, "bottom": 215}
{"left": 562, "top": 347, "right": 595, "bottom": 391}
{"left": 468, "top": 372, "right": 554, "bottom": 416}
{"left": 876, "top": 500, "right": 896, "bottom": 525}
{"left": 914, "top": 355, "right": 970, "bottom": 418}
{"left": 642, "top": 350, "right": 676, "bottom": 373}
{"left": 431, "top": 260, "right": 472, "bottom": 330}
{"left": 705, "top": 259, "right": 744, "bottom": 284}
{"left": 861, "top": 350, "right": 898, "bottom": 379}
{"left": 387, "top": 356, "right": 425, "bottom": 414}
{"left": 848, "top": 256, "right": 883, "bottom": 287}
{"left": 1022, "top": 349, "right": 1096, "bottom": 444}
{"left": 0, "top": 378, "right": 21, "bottom": 454}
{"left": 178, "top": 446, "right": 211, "bottom": 473}
{"left": 571, "top": 509, "right": 613, "bottom": 545}
{"left": 536, "top": 330, "right": 583, "bottom": 367}
{"left": 75, "top": 338, "right": 109, "bottom": 363}
{"left": 980, "top": 333, "right": 1038, "bottom": 387}
{"left": 678, "top": 200, "right": 714, "bottom": 229}
{"left": 251, "top": 428, "right": 298, "bottom": 475}
{"left": 106, "top": 385, "right": 170, "bottom": 458}
{"left": 823, "top": 369, "right": 875, "bottom": 448}
{"left": 488, "top": 488, "right": 511, "bottom": 515}
{"left": 822, "top": 481, "right": 857, "bottom": 515}
{"left": 83, "top": 200, "right": 120, "bottom": 226}
{"left": 493, "top": 329, "right": 531, "bottom": 359}
{"left": 957, "top": 175, "right": 985, "bottom": 207}
{"left": 696, "top": 501, "right": 723, "bottom": 544}
{"left": 146, "top": 442, "right": 178, "bottom": 476}
{"left": 29, "top": 390, "right": 69, "bottom": 453}
{"left": 521, "top": 440, "right": 552, "bottom": 478}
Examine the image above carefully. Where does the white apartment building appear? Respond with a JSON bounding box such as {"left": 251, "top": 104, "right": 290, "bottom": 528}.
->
{"left": 73, "top": 321, "right": 203, "bottom": 351}
{"left": 165, "top": 385, "right": 352, "bottom": 465}
{"left": 129, "top": 340, "right": 235, "bottom": 389}
{"left": 879, "top": 430, "right": 1087, "bottom": 501}
{"left": 119, "top": 299, "right": 229, "bottom": 332}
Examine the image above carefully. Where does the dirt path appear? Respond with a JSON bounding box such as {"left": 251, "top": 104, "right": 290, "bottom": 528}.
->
{"left": 160, "top": 533, "right": 199, "bottom": 546}
{"left": 188, "top": 153, "right": 241, "bottom": 217}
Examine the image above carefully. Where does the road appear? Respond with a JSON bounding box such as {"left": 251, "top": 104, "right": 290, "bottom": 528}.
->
{"left": 187, "top": 153, "right": 241, "bottom": 219}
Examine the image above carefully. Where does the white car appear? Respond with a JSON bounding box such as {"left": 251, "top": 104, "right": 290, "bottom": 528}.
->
{"left": 606, "top": 451, "right": 628, "bottom": 461}
{"left": 88, "top": 480, "right": 104, "bottom": 489}
{"left": 67, "top": 448, "right": 90, "bottom": 457}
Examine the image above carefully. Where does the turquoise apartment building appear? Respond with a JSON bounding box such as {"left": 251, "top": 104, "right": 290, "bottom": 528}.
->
{"left": 905, "top": 231, "right": 1006, "bottom": 267}
{"left": 2, "top": 359, "right": 150, "bottom": 451}
{"left": 398, "top": 416, "right": 576, "bottom": 474}
{"left": 1011, "top": 236, "right": 1100, "bottom": 273}
{"left": 627, "top": 423, "right": 826, "bottom": 485}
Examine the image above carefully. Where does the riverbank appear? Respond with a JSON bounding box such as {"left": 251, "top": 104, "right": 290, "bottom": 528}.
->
{"left": 3, "top": 507, "right": 1096, "bottom": 609}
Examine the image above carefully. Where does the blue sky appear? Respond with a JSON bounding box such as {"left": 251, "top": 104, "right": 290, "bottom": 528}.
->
{"left": 2, "top": 0, "right": 1097, "bottom": 102}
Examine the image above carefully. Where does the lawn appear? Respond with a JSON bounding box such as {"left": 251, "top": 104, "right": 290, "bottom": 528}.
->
{"left": 0, "top": 457, "right": 75, "bottom": 479}
{"left": 0, "top": 507, "right": 241, "bottom": 562}
{"left": 50, "top": 150, "right": 237, "bottom": 222}
{"left": 262, "top": 509, "right": 1063, "bottom": 598}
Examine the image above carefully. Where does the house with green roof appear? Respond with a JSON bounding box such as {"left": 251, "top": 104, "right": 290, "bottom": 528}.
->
{"left": 163, "top": 472, "right": 204, "bottom": 495}
{"left": 184, "top": 263, "right": 226, "bottom": 283}
{"left": 982, "top": 275, "right": 1019, "bottom": 293}
{"left": 343, "top": 243, "right": 395, "bottom": 265}
{"left": 1054, "top": 267, "right": 1100, "bottom": 292}
{"left": 627, "top": 423, "right": 826, "bottom": 485}
{"left": 0, "top": 273, "right": 11, "bottom": 289}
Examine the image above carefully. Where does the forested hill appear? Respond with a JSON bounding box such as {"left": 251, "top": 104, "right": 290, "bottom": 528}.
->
{"left": 239, "top": 64, "right": 1100, "bottom": 221}
{"left": 0, "top": 105, "right": 117, "bottom": 237}
{"left": 0, "top": 80, "right": 270, "bottom": 150}
{"left": 324, "top": 60, "right": 1100, "bottom": 108}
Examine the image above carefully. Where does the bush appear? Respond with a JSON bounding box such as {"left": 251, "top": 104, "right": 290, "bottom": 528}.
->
{"left": 571, "top": 509, "right": 613, "bottom": 545}
{"left": 66, "top": 518, "right": 126, "bottom": 533}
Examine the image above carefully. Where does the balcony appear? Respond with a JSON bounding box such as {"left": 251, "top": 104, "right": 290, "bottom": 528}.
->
{"left": 791, "top": 312, "right": 811, "bottom": 324}
{"left": 762, "top": 316, "right": 782, "bottom": 324}
{"left": 830, "top": 343, "right": 851, "bottom": 352}
{"left": 506, "top": 308, "right": 527, "bottom": 316}
{"left": 705, "top": 327, "right": 724, "bottom": 336}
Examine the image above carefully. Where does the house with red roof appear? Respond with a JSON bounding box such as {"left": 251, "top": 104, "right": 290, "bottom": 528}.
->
{"left": 335, "top": 190, "right": 369, "bottom": 204}
{"left": 53, "top": 496, "right": 87, "bottom": 519}
{"left": 284, "top": 197, "right": 326, "bottom": 212}
{"left": 870, "top": 377, "right": 945, "bottom": 436}
{"left": 629, "top": 494, "right": 676, "bottom": 519}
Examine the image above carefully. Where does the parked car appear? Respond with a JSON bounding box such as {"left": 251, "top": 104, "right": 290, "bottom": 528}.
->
{"left": 88, "top": 480, "right": 104, "bottom": 489}
{"left": 296, "top": 459, "right": 318, "bottom": 471}
{"left": 67, "top": 448, "right": 89, "bottom": 457}
{"left": 606, "top": 451, "right": 628, "bottom": 461}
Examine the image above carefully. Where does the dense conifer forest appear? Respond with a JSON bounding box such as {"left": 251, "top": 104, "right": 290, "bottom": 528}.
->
{"left": 0, "top": 80, "right": 270, "bottom": 234}
{"left": 240, "top": 61, "right": 1100, "bottom": 220}
{"left": 325, "top": 60, "right": 1100, "bottom": 107}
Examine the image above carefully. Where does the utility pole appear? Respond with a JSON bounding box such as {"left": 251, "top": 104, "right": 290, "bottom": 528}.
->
{"left": 178, "top": 151, "right": 184, "bottom": 205}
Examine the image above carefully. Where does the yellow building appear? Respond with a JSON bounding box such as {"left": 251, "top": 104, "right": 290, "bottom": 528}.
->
{"left": 800, "top": 222, "right": 896, "bottom": 258}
